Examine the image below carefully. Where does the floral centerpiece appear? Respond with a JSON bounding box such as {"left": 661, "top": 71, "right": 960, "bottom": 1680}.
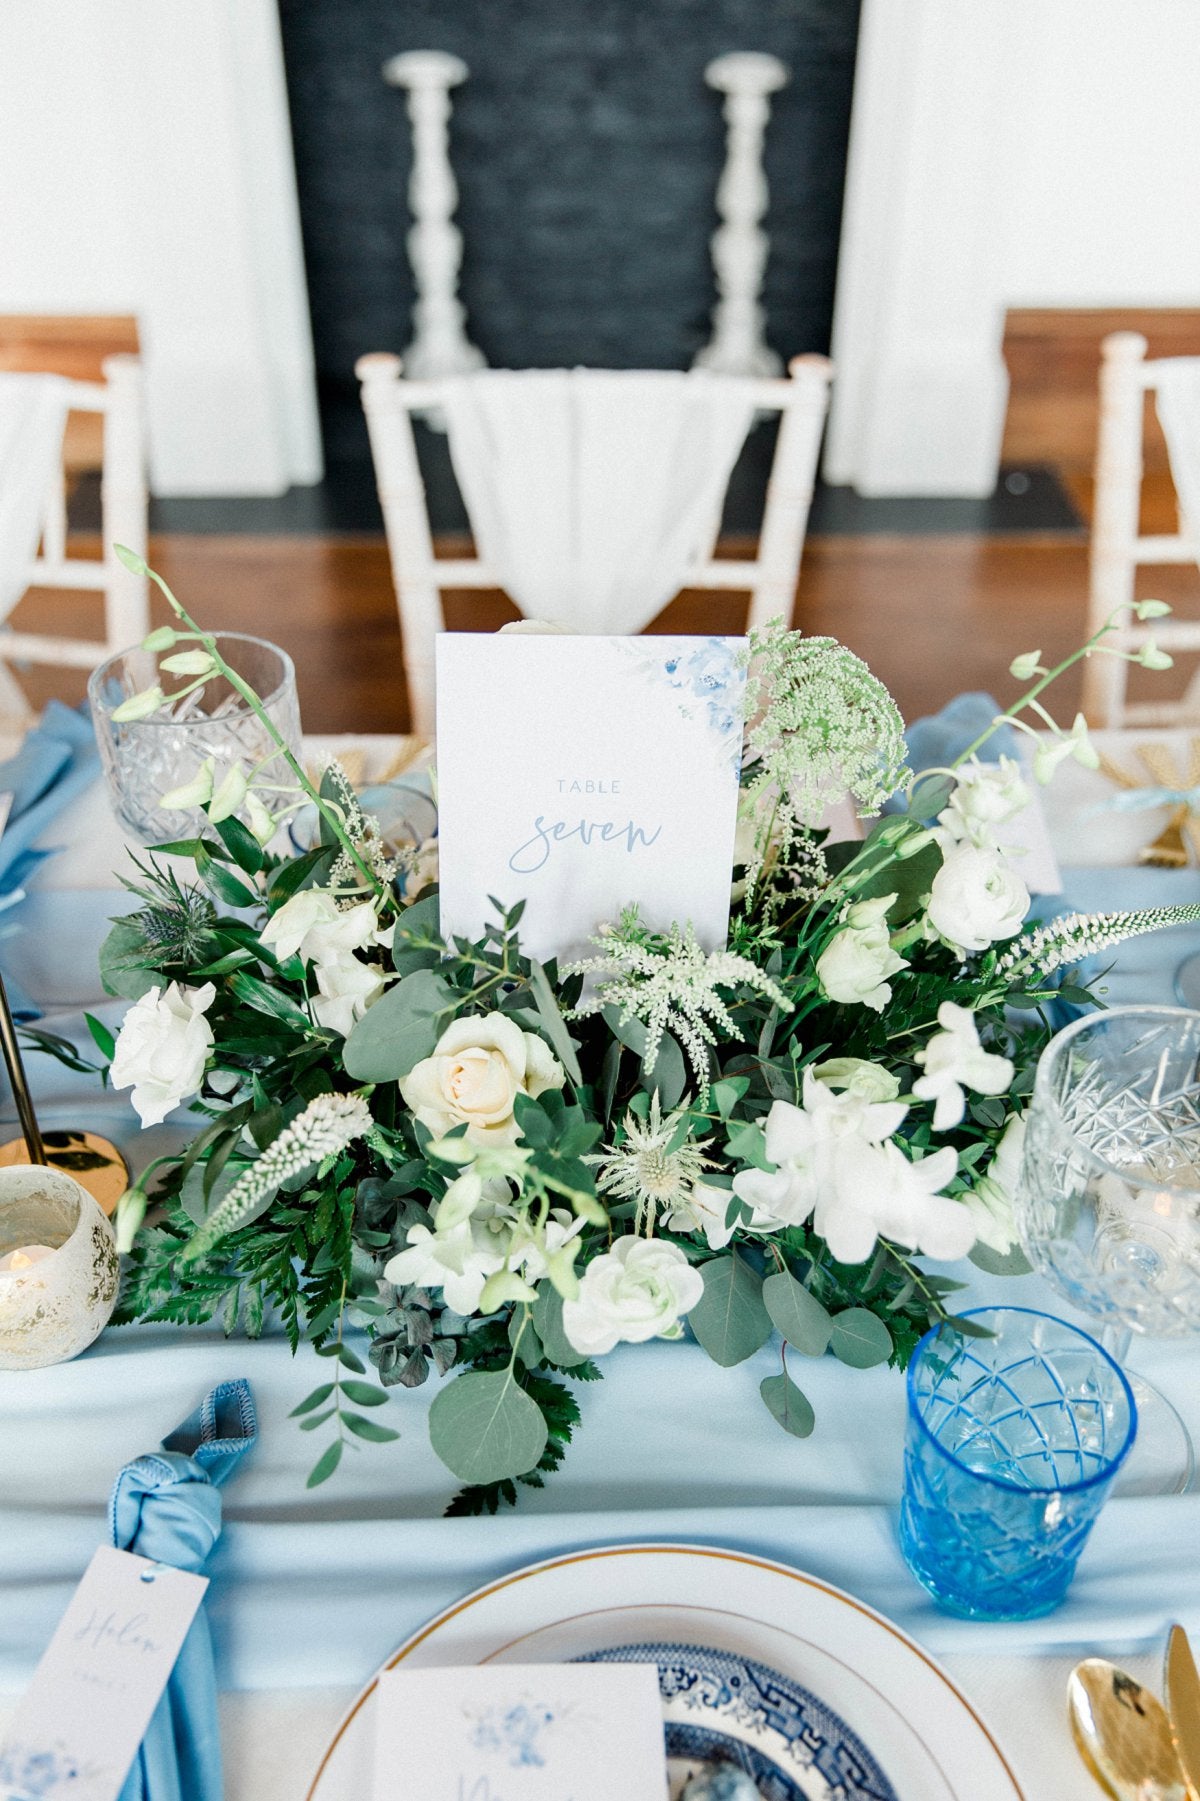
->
{"left": 63, "top": 549, "right": 1200, "bottom": 1508}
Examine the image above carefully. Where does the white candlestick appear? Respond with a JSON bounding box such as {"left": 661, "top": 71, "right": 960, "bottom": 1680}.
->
{"left": 383, "top": 49, "right": 485, "bottom": 420}
{"left": 693, "top": 52, "right": 789, "bottom": 380}
{"left": 0, "top": 1242, "right": 54, "bottom": 1275}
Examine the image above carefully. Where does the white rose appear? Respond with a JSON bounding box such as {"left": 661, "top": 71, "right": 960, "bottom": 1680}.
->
{"left": 816, "top": 897, "right": 908, "bottom": 1012}
{"left": 926, "top": 844, "right": 1028, "bottom": 954}
{"left": 310, "top": 954, "right": 386, "bottom": 1038}
{"left": 400, "top": 1011, "right": 565, "bottom": 1146}
{"left": 561, "top": 1236, "right": 703, "bottom": 1356}
{"left": 938, "top": 756, "right": 1029, "bottom": 849}
{"left": 110, "top": 980, "right": 217, "bottom": 1128}
{"left": 965, "top": 1113, "right": 1026, "bottom": 1253}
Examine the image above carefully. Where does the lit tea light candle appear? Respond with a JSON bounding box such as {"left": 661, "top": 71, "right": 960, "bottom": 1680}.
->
{"left": 0, "top": 1243, "right": 55, "bottom": 1275}
{"left": 0, "top": 1168, "right": 118, "bottom": 1368}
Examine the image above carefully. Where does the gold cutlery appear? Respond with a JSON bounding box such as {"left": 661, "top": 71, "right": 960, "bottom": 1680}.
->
{"left": 1069, "top": 1657, "right": 1190, "bottom": 1800}
{"left": 1165, "top": 1625, "right": 1200, "bottom": 1800}
{"left": 1137, "top": 743, "right": 1200, "bottom": 869}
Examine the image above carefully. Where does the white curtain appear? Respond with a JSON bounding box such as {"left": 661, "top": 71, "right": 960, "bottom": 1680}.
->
{"left": 439, "top": 369, "right": 757, "bottom": 633}
{"left": 1155, "top": 358, "right": 1200, "bottom": 551}
{"left": 0, "top": 374, "right": 69, "bottom": 622}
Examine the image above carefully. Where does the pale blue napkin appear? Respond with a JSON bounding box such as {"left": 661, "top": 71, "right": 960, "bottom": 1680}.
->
{"left": 884, "top": 691, "right": 1017, "bottom": 817}
{"left": 110, "top": 1381, "right": 256, "bottom": 1801}
{"left": 0, "top": 701, "right": 100, "bottom": 1018}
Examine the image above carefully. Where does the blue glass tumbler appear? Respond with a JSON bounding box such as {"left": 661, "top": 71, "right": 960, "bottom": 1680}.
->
{"left": 899, "top": 1307, "right": 1136, "bottom": 1620}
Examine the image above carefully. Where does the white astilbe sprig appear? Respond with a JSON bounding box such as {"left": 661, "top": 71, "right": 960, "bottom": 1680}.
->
{"left": 995, "top": 905, "right": 1200, "bottom": 984}
{"left": 182, "top": 1092, "right": 373, "bottom": 1261}
{"left": 566, "top": 910, "right": 791, "bottom": 1097}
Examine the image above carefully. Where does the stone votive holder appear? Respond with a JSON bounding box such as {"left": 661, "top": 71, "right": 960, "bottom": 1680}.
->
{"left": 0, "top": 1167, "right": 120, "bottom": 1369}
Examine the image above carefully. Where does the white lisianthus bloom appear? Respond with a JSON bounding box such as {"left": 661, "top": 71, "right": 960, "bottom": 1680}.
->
{"left": 731, "top": 1075, "right": 908, "bottom": 1230}
{"left": 262, "top": 890, "right": 385, "bottom": 966}
{"left": 310, "top": 954, "right": 386, "bottom": 1037}
{"left": 261, "top": 890, "right": 341, "bottom": 962}
{"left": 964, "top": 1113, "right": 1026, "bottom": 1253}
{"left": 400, "top": 1012, "right": 565, "bottom": 1146}
{"left": 810, "top": 1057, "right": 901, "bottom": 1103}
{"left": 561, "top": 1236, "right": 703, "bottom": 1356}
{"left": 937, "top": 756, "right": 1029, "bottom": 850}
{"left": 383, "top": 1219, "right": 506, "bottom": 1315}
{"left": 817, "top": 1139, "right": 971, "bottom": 1264}
{"left": 912, "top": 1002, "right": 1015, "bottom": 1130}
{"left": 815, "top": 895, "right": 908, "bottom": 1013}
{"left": 110, "top": 980, "right": 217, "bottom": 1127}
{"left": 926, "top": 844, "right": 1028, "bottom": 955}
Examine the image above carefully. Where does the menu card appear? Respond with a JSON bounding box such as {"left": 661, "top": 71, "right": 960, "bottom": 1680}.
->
{"left": 436, "top": 634, "right": 747, "bottom": 961}
{"left": 372, "top": 1662, "right": 668, "bottom": 1800}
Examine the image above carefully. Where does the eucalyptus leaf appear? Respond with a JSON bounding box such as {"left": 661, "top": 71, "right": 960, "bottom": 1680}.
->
{"left": 829, "top": 1307, "right": 893, "bottom": 1369}
{"left": 759, "top": 1370, "right": 816, "bottom": 1438}
{"left": 762, "top": 1270, "right": 833, "bottom": 1357}
{"left": 688, "top": 1253, "right": 772, "bottom": 1368}
{"left": 289, "top": 1383, "right": 334, "bottom": 1417}
{"left": 969, "top": 1240, "right": 1033, "bottom": 1277}
{"left": 531, "top": 1285, "right": 591, "bottom": 1368}
{"left": 343, "top": 968, "right": 457, "bottom": 1081}
{"left": 428, "top": 1369, "right": 548, "bottom": 1483}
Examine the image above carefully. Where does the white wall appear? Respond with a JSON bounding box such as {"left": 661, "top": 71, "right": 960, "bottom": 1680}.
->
{"left": 825, "top": 0, "right": 1200, "bottom": 496}
{"left": 0, "top": 0, "right": 323, "bottom": 495}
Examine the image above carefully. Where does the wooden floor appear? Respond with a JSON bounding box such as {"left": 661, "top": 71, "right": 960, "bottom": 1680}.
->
{"left": 11, "top": 473, "right": 1200, "bottom": 735}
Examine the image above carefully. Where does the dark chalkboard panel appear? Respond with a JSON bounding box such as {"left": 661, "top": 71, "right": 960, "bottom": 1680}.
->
{"left": 278, "top": 0, "right": 860, "bottom": 511}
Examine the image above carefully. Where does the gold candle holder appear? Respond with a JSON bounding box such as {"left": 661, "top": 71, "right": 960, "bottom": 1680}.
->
{"left": 0, "top": 1166, "right": 119, "bottom": 1369}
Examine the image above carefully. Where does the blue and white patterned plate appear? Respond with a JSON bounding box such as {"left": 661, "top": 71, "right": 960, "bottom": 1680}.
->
{"left": 579, "top": 1642, "right": 898, "bottom": 1801}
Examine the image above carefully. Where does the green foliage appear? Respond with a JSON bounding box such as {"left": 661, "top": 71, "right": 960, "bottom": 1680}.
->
{"left": 428, "top": 1368, "right": 549, "bottom": 1484}
{"left": 688, "top": 1253, "right": 773, "bottom": 1368}
{"left": 760, "top": 1370, "right": 816, "bottom": 1438}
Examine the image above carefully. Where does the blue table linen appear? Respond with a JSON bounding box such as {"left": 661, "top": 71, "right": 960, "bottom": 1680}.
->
{"left": 0, "top": 703, "right": 100, "bottom": 1019}
{"left": 109, "top": 1381, "right": 256, "bottom": 1801}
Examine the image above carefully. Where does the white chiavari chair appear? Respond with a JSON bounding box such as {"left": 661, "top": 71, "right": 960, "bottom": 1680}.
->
{"left": 357, "top": 354, "right": 833, "bottom": 738}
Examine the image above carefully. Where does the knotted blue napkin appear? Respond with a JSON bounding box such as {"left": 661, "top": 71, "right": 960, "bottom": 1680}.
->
{"left": 0, "top": 700, "right": 100, "bottom": 1018}
{"left": 884, "top": 691, "right": 1018, "bottom": 816}
{"left": 109, "top": 1380, "right": 256, "bottom": 1801}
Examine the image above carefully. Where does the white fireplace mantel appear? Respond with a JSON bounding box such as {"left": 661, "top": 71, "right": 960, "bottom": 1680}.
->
{"left": 825, "top": 0, "right": 1200, "bottom": 498}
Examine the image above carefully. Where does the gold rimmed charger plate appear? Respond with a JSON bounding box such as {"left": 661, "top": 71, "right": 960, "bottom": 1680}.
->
{"left": 304, "top": 1544, "right": 1024, "bottom": 1801}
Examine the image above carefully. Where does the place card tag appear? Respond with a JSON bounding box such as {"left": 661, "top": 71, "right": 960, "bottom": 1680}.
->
{"left": 436, "top": 633, "right": 748, "bottom": 961}
{"left": 0, "top": 1546, "right": 208, "bottom": 1801}
{"left": 372, "top": 1661, "right": 668, "bottom": 1800}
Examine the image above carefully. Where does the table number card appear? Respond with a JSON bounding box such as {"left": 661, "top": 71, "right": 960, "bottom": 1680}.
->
{"left": 0, "top": 1546, "right": 207, "bottom": 1801}
{"left": 372, "top": 1662, "right": 668, "bottom": 1800}
{"left": 436, "top": 634, "right": 748, "bottom": 961}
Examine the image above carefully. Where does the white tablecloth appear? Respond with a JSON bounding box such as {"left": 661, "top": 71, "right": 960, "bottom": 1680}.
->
{"left": 2, "top": 735, "right": 1199, "bottom": 1801}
